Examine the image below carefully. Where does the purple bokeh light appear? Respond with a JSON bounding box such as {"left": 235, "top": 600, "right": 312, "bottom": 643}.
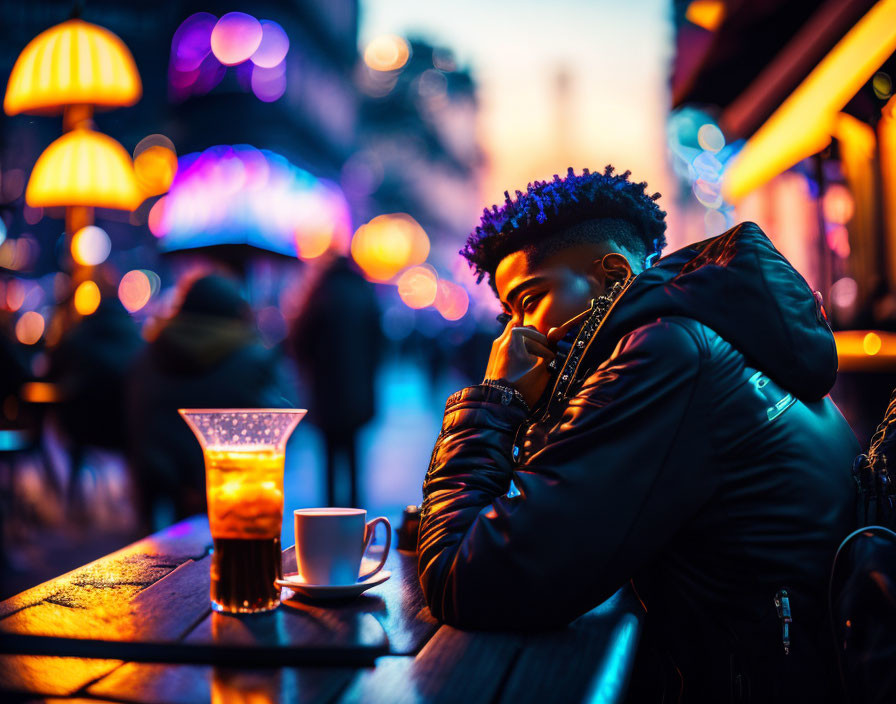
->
{"left": 169, "top": 65, "right": 199, "bottom": 89}
{"left": 192, "top": 53, "right": 227, "bottom": 94}
{"left": 251, "top": 62, "right": 287, "bottom": 102}
{"left": 171, "top": 12, "right": 216, "bottom": 72}
{"left": 211, "top": 12, "right": 263, "bottom": 66}
{"left": 234, "top": 61, "right": 254, "bottom": 91}
{"left": 169, "top": 12, "right": 289, "bottom": 103}
{"left": 251, "top": 20, "right": 290, "bottom": 69}
{"left": 151, "top": 144, "right": 352, "bottom": 259}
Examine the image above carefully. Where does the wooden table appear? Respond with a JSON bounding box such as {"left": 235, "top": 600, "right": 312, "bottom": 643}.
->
{"left": 0, "top": 516, "right": 644, "bottom": 703}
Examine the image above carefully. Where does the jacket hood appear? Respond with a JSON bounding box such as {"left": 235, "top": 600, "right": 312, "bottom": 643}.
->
{"left": 597, "top": 221, "right": 837, "bottom": 401}
{"left": 151, "top": 314, "right": 256, "bottom": 375}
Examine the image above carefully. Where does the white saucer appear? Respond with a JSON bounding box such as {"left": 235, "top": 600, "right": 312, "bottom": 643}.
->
{"left": 276, "top": 570, "right": 391, "bottom": 600}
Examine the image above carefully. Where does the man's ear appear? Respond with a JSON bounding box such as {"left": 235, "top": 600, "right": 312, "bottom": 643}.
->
{"left": 593, "top": 252, "right": 633, "bottom": 284}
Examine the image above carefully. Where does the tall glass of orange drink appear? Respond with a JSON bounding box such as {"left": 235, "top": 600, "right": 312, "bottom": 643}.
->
{"left": 179, "top": 409, "right": 306, "bottom": 613}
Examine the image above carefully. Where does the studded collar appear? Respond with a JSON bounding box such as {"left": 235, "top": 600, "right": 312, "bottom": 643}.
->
{"left": 539, "top": 277, "right": 632, "bottom": 421}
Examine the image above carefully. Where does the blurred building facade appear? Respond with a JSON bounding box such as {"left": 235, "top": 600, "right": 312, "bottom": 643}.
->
{"left": 669, "top": 0, "right": 896, "bottom": 332}
{"left": 350, "top": 37, "right": 482, "bottom": 270}
{"left": 0, "top": 1, "right": 485, "bottom": 595}
{"left": 1, "top": 2, "right": 484, "bottom": 351}
{"left": 669, "top": 0, "right": 896, "bottom": 445}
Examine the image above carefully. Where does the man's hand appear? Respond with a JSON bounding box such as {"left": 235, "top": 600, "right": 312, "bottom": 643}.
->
{"left": 484, "top": 320, "right": 555, "bottom": 408}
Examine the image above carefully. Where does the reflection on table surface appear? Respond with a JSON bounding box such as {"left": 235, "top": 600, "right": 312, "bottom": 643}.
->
{"left": 0, "top": 515, "right": 644, "bottom": 704}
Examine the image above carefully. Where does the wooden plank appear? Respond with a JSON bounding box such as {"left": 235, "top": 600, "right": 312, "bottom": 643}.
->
{"left": 0, "top": 556, "right": 212, "bottom": 651}
{"left": 87, "top": 662, "right": 356, "bottom": 704}
{"left": 135, "top": 515, "right": 214, "bottom": 560}
{"left": 0, "top": 516, "right": 212, "bottom": 620}
{"left": 184, "top": 602, "right": 388, "bottom": 666}
{"left": 3, "top": 551, "right": 388, "bottom": 667}
{"left": 0, "top": 655, "right": 122, "bottom": 698}
{"left": 335, "top": 627, "right": 523, "bottom": 704}
{"left": 0, "top": 521, "right": 211, "bottom": 697}
{"left": 496, "top": 589, "right": 644, "bottom": 704}
{"left": 25, "top": 699, "right": 121, "bottom": 704}
{"left": 282, "top": 545, "right": 438, "bottom": 655}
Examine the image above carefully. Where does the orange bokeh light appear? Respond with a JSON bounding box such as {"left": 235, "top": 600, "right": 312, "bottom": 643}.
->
{"left": 74, "top": 280, "right": 101, "bottom": 316}
{"left": 134, "top": 145, "right": 177, "bottom": 197}
{"left": 295, "top": 221, "right": 334, "bottom": 260}
{"left": 350, "top": 213, "right": 429, "bottom": 282}
{"left": 5, "top": 279, "right": 25, "bottom": 311}
{"left": 834, "top": 330, "right": 896, "bottom": 371}
{"left": 822, "top": 184, "right": 855, "bottom": 225}
{"left": 363, "top": 35, "right": 410, "bottom": 72}
{"left": 685, "top": 0, "right": 726, "bottom": 32}
{"left": 15, "top": 311, "right": 45, "bottom": 345}
{"left": 864, "top": 332, "right": 883, "bottom": 356}
{"left": 397, "top": 265, "right": 438, "bottom": 309}
{"left": 434, "top": 280, "right": 470, "bottom": 321}
{"left": 118, "top": 269, "right": 152, "bottom": 312}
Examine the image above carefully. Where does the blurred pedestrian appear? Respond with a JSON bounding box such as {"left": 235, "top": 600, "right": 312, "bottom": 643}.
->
{"left": 289, "top": 256, "right": 383, "bottom": 508}
{"left": 126, "top": 274, "right": 285, "bottom": 532}
{"left": 49, "top": 293, "right": 144, "bottom": 513}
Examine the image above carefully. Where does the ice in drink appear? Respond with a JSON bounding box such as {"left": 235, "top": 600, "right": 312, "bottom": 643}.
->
{"left": 206, "top": 449, "right": 284, "bottom": 538}
{"left": 179, "top": 409, "right": 306, "bottom": 615}
{"left": 205, "top": 449, "right": 285, "bottom": 613}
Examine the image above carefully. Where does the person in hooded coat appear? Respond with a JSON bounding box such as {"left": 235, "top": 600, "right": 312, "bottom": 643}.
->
{"left": 48, "top": 295, "right": 144, "bottom": 511}
{"left": 417, "top": 167, "right": 859, "bottom": 703}
{"left": 126, "top": 274, "right": 284, "bottom": 530}
{"left": 289, "top": 255, "right": 382, "bottom": 508}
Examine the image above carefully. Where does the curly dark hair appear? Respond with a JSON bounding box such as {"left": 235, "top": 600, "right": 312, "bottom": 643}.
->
{"left": 461, "top": 166, "right": 667, "bottom": 291}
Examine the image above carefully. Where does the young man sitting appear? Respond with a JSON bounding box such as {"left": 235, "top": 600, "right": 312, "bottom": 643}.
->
{"left": 417, "top": 167, "right": 858, "bottom": 702}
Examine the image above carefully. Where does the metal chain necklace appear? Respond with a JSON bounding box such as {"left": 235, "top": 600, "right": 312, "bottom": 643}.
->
{"left": 545, "top": 275, "right": 632, "bottom": 408}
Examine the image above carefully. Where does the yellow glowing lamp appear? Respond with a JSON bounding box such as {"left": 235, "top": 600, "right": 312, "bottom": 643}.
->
{"left": 835, "top": 330, "right": 896, "bottom": 372}
{"left": 25, "top": 129, "right": 143, "bottom": 210}
{"left": 4, "top": 19, "right": 141, "bottom": 116}
{"left": 686, "top": 1, "right": 726, "bottom": 32}
{"left": 724, "top": 0, "right": 896, "bottom": 201}
{"left": 881, "top": 97, "right": 896, "bottom": 286}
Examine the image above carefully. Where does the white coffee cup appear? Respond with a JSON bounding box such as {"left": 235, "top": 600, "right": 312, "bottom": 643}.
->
{"left": 293, "top": 508, "right": 391, "bottom": 586}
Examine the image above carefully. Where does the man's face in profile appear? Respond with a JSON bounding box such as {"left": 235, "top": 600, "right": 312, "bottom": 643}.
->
{"left": 494, "top": 243, "right": 626, "bottom": 335}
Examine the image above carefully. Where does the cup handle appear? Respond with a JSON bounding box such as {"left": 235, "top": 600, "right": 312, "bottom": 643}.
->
{"left": 359, "top": 516, "right": 391, "bottom": 580}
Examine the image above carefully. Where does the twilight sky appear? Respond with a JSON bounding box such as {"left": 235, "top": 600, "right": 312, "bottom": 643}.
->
{"left": 359, "top": 0, "right": 679, "bottom": 238}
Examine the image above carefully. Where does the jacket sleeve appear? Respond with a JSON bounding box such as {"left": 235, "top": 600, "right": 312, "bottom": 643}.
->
{"left": 417, "top": 319, "right": 713, "bottom": 629}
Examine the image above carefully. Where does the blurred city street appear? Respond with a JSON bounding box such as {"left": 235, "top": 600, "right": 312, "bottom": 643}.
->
{"left": 1, "top": 0, "right": 896, "bottom": 664}
{"left": 1, "top": 354, "right": 466, "bottom": 599}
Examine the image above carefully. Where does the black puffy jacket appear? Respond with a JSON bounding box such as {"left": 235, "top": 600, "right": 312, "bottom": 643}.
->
{"left": 418, "top": 222, "right": 859, "bottom": 702}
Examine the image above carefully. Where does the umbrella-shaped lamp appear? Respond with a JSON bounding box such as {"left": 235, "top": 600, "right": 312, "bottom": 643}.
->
{"left": 4, "top": 19, "right": 141, "bottom": 117}
{"left": 4, "top": 18, "right": 143, "bottom": 263}
{"left": 25, "top": 129, "right": 143, "bottom": 211}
